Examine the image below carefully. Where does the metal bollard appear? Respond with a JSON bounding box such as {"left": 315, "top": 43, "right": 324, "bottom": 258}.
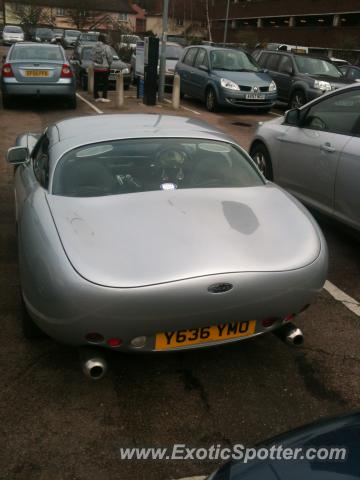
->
{"left": 115, "top": 72, "right": 124, "bottom": 108}
{"left": 87, "top": 65, "right": 94, "bottom": 95}
{"left": 172, "top": 73, "right": 180, "bottom": 110}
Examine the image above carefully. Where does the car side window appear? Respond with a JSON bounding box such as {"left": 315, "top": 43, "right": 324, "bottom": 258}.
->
{"left": 348, "top": 68, "right": 360, "bottom": 81}
{"left": 278, "top": 55, "right": 292, "bottom": 74}
{"left": 257, "top": 52, "right": 269, "bottom": 68}
{"left": 33, "top": 134, "right": 50, "bottom": 189}
{"left": 266, "top": 54, "right": 280, "bottom": 71}
{"left": 194, "top": 48, "right": 209, "bottom": 69}
{"left": 302, "top": 90, "right": 360, "bottom": 136}
{"left": 183, "top": 48, "right": 198, "bottom": 66}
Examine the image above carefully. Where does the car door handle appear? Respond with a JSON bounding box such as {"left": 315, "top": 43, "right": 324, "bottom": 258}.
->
{"left": 320, "top": 143, "right": 336, "bottom": 153}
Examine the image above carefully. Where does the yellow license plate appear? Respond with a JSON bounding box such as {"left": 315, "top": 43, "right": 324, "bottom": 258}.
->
{"left": 155, "top": 320, "right": 256, "bottom": 350}
{"left": 25, "top": 70, "right": 49, "bottom": 77}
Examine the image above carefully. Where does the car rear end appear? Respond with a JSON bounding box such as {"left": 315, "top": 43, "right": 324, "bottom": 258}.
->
{"left": 2, "top": 26, "right": 24, "bottom": 45}
{"left": 1, "top": 43, "right": 76, "bottom": 104}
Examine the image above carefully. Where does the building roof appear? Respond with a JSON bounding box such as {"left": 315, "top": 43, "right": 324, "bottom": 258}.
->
{"left": 211, "top": 0, "right": 360, "bottom": 20}
{"left": 8, "top": 0, "right": 133, "bottom": 14}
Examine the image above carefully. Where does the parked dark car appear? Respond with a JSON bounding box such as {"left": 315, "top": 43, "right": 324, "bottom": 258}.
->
{"left": 208, "top": 412, "right": 360, "bottom": 480}
{"left": 34, "top": 27, "right": 55, "bottom": 43}
{"left": 71, "top": 44, "right": 130, "bottom": 91}
{"left": 254, "top": 49, "right": 353, "bottom": 108}
{"left": 61, "top": 29, "right": 81, "bottom": 49}
{"left": 52, "top": 28, "right": 64, "bottom": 43}
{"left": 339, "top": 64, "right": 360, "bottom": 83}
{"left": 176, "top": 45, "right": 277, "bottom": 112}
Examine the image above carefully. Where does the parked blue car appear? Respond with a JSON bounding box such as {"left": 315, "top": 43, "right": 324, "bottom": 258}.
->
{"left": 175, "top": 45, "right": 277, "bottom": 112}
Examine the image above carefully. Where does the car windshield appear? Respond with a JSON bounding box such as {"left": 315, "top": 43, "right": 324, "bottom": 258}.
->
{"left": 80, "top": 33, "right": 98, "bottom": 41}
{"left": 66, "top": 30, "right": 80, "bottom": 38}
{"left": 210, "top": 50, "right": 259, "bottom": 72}
{"left": 295, "top": 56, "right": 342, "bottom": 78}
{"left": 10, "top": 45, "right": 63, "bottom": 61}
{"left": 165, "top": 45, "right": 183, "bottom": 60}
{"left": 82, "top": 46, "right": 117, "bottom": 60}
{"left": 4, "top": 26, "right": 23, "bottom": 33}
{"left": 36, "top": 28, "right": 53, "bottom": 35}
{"left": 52, "top": 138, "right": 263, "bottom": 197}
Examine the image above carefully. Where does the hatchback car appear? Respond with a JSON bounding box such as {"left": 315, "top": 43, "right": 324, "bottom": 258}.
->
{"left": 175, "top": 45, "right": 277, "bottom": 112}
{"left": 2, "top": 25, "right": 24, "bottom": 45}
{"left": 7, "top": 114, "right": 327, "bottom": 360}
{"left": 61, "top": 29, "right": 81, "bottom": 48}
{"left": 1, "top": 42, "right": 76, "bottom": 109}
{"left": 254, "top": 49, "right": 352, "bottom": 108}
{"left": 72, "top": 44, "right": 130, "bottom": 91}
{"left": 250, "top": 84, "right": 360, "bottom": 232}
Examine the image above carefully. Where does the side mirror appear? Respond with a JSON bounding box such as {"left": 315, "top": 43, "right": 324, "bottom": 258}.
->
{"left": 198, "top": 64, "right": 209, "bottom": 72}
{"left": 285, "top": 108, "right": 300, "bottom": 126}
{"left": 7, "top": 146, "right": 29, "bottom": 165}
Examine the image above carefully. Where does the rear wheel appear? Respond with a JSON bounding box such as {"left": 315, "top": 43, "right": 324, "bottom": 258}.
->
{"left": 205, "top": 87, "right": 218, "bottom": 112}
{"left": 250, "top": 142, "right": 273, "bottom": 180}
{"left": 67, "top": 95, "right": 77, "bottom": 109}
{"left": 290, "top": 90, "right": 306, "bottom": 109}
{"left": 19, "top": 294, "right": 45, "bottom": 339}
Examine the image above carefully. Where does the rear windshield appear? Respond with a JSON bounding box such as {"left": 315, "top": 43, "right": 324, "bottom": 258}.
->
{"left": 295, "top": 56, "right": 342, "bottom": 78}
{"left": 4, "top": 26, "right": 23, "bottom": 33}
{"left": 210, "top": 49, "right": 259, "bottom": 72}
{"left": 10, "top": 45, "right": 64, "bottom": 61}
{"left": 52, "top": 138, "right": 263, "bottom": 197}
{"left": 82, "top": 46, "right": 117, "bottom": 60}
{"left": 165, "top": 45, "right": 183, "bottom": 60}
{"left": 80, "top": 33, "right": 98, "bottom": 41}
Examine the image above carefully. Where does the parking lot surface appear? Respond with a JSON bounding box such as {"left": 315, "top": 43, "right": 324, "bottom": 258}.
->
{"left": 0, "top": 44, "right": 359, "bottom": 480}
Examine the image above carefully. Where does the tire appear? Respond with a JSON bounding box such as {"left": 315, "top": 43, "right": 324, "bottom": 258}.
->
{"left": 2, "top": 94, "right": 13, "bottom": 109}
{"left": 250, "top": 142, "right": 273, "bottom": 180}
{"left": 205, "top": 87, "right": 218, "bottom": 112}
{"left": 68, "top": 95, "right": 77, "bottom": 109}
{"left": 290, "top": 90, "right": 306, "bottom": 109}
{"left": 19, "top": 294, "right": 45, "bottom": 339}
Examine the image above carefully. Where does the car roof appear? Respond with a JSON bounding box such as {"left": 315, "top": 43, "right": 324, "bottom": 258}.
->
{"left": 47, "top": 114, "right": 235, "bottom": 150}
{"left": 258, "top": 49, "right": 334, "bottom": 61}
{"left": 185, "top": 44, "right": 246, "bottom": 53}
{"left": 11, "top": 41, "right": 60, "bottom": 47}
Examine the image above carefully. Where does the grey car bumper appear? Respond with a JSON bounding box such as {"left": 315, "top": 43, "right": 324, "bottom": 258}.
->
{"left": 2, "top": 82, "right": 76, "bottom": 97}
{"left": 219, "top": 89, "right": 277, "bottom": 109}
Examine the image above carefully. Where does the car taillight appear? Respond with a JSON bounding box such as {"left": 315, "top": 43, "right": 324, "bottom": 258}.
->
{"left": 2, "top": 63, "right": 14, "bottom": 78}
{"left": 61, "top": 64, "right": 73, "bottom": 78}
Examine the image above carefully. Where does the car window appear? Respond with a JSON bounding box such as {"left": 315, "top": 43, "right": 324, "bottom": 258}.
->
{"left": 210, "top": 49, "right": 259, "bottom": 72}
{"left": 348, "top": 68, "right": 360, "bottom": 81}
{"left": 194, "top": 49, "right": 209, "bottom": 69}
{"left": 278, "top": 55, "right": 292, "bottom": 73}
{"left": 4, "top": 26, "right": 23, "bottom": 33}
{"left": 183, "top": 48, "right": 198, "bottom": 66}
{"left": 295, "top": 56, "right": 342, "bottom": 78}
{"left": 265, "top": 53, "right": 281, "bottom": 71}
{"left": 52, "top": 138, "right": 264, "bottom": 197}
{"left": 33, "top": 135, "right": 50, "bottom": 189}
{"left": 10, "top": 45, "right": 63, "bottom": 61}
{"left": 302, "top": 90, "right": 360, "bottom": 136}
{"left": 256, "top": 52, "right": 269, "bottom": 68}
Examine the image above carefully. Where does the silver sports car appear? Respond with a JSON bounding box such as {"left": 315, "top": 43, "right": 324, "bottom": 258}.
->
{"left": 250, "top": 84, "right": 360, "bottom": 232}
{"left": 8, "top": 115, "right": 327, "bottom": 367}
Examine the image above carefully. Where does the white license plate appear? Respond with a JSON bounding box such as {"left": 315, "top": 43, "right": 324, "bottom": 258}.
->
{"left": 246, "top": 94, "right": 265, "bottom": 100}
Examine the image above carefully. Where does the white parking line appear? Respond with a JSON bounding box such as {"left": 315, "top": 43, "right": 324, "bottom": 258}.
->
{"left": 164, "top": 98, "right": 201, "bottom": 116}
{"left": 324, "top": 280, "right": 360, "bottom": 317}
{"left": 269, "top": 111, "right": 283, "bottom": 117}
{"left": 76, "top": 93, "right": 103, "bottom": 115}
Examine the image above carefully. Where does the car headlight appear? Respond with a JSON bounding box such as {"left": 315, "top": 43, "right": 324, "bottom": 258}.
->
{"left": 269, "top": 80, "right": 277, "bottom": 92}
{"left": 220, "top": 78, "right": 240, "bottom": 91}
{"left": 121, "top": 67, "right": 129, "bottom": 74}
{"left": 314, "top": 80, "right": 332, "bottom": 91}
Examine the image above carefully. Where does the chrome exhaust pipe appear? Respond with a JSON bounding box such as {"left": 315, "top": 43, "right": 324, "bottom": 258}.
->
{"left": 274, "top": 322, "right": 304, "bottom": 347}
{"left": 79, "top": 347, "right": 107, "bottom": 380}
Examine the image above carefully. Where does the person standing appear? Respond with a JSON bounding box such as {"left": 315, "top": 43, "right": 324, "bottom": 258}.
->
{"left": 91, "top": 34, "right": 113, "bottom": 102}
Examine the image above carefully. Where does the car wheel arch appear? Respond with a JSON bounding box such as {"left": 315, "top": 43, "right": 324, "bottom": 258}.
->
{"left": 249, "top": 140, "right": 274, "bottom": 180}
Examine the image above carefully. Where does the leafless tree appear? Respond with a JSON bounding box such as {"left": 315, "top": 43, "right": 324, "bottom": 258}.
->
{"left": 12, "top": 1, "right": 54, "bottom": 28}
{"left": 204, "top": 0, "right": 212, "bottom": 41}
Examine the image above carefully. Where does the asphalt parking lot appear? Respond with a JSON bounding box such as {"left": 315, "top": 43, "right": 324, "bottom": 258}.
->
{"left": 0, "top": 44, "right": 359, "bottom": 480}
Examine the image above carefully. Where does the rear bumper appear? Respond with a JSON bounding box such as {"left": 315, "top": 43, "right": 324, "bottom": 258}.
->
{"left": 1, "top": 81, "right": 76, "bottom": 97}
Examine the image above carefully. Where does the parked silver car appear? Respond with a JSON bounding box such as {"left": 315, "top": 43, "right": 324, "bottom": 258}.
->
{"left": 1, "top": 42, "right": 77, "bottom": 108}
{"left": 2, "top": 25, "right": 24, "bottom": 45}
{"left": 250, "top": 84, "right": 360, "bottom": 232}
{"left": 7, "top": 115, "right": 327, "bottom": 371}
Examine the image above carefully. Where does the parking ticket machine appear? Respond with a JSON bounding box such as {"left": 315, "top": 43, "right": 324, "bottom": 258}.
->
{"left": 143, "top": 36, "right": 159, "bottom": 106}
